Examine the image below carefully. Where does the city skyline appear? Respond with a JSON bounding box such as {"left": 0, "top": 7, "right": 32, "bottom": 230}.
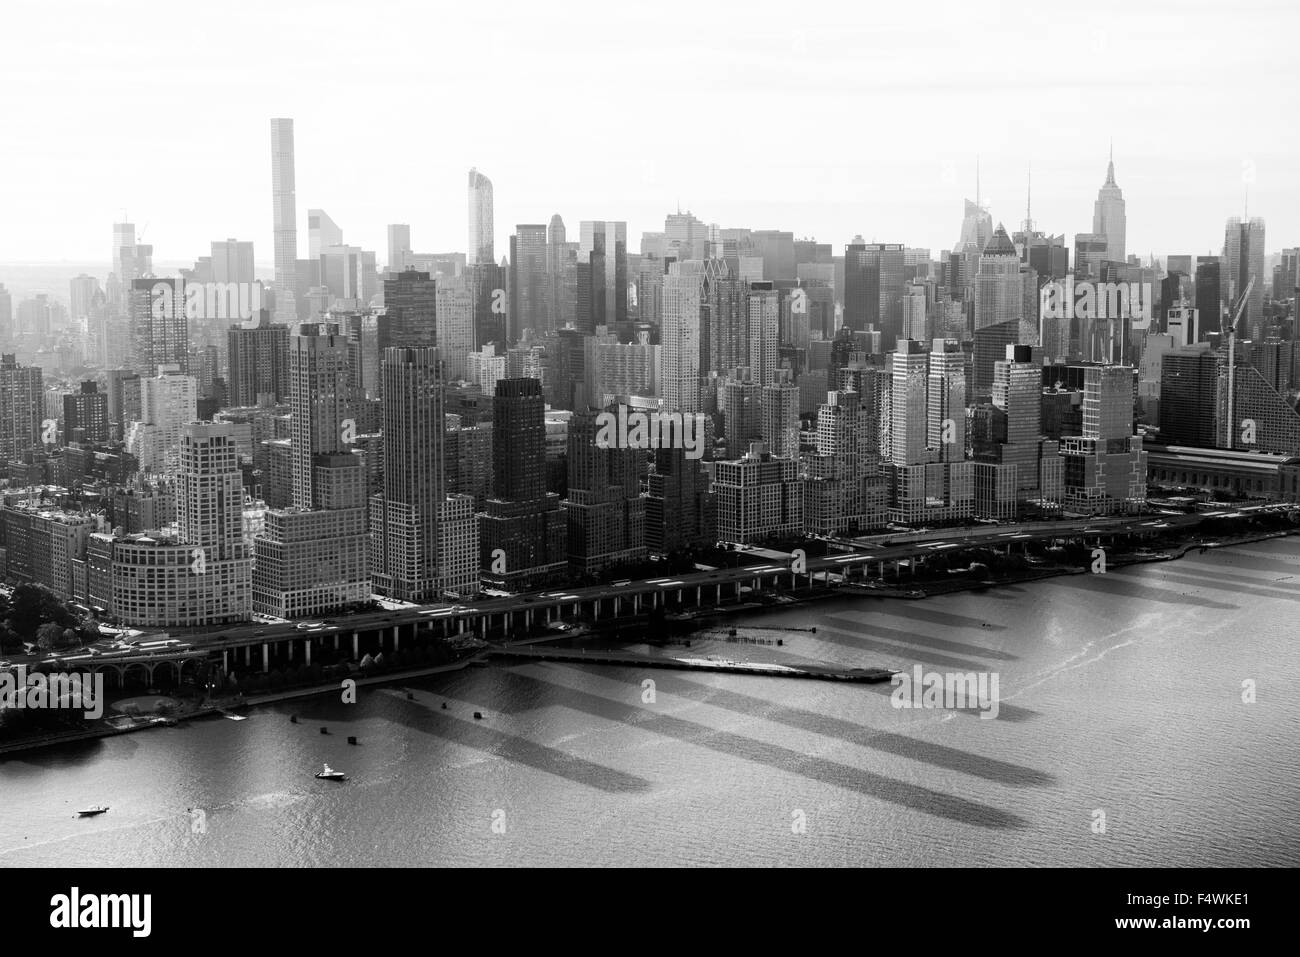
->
{"left": 2, "top": 0, "right": 1297, "bottom": 266}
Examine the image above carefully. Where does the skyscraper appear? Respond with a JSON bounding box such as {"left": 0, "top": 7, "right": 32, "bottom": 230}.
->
{"left": 0, "top": 354, "right": 43, "bottom": 462}
{"left": 1092, "top": 147, "right": 1126, "bottom": 264}
{"left": 270, "top": 118, "right": 298, "bottom": 321}
{"left": 468, "top": 168, "right": 494, "bottom": 266}
{"left": 381, "top": 270, "right": 437, "bottom": 350}
{"left": 308, "top": 208, "right": 343, "bottom": 261}
{"left": 211, "top": 239, "right": 256, "bottom": 284}
{"left": 253, "top": 322, "right": 370, "bottom": 617}
{"left": 1224, "top": 216, "right": 1265, "bottom": 339}
{"left": 63, "top": 381, "right": 109, "bottom": 444}
{"left": 478, "top": 377, "right": 567, "bottom": 589}
{"left": 129, "top": 278, "right": 188, "bottom": 375}
{"left": 227, "top": 311, "right": 290, "bottom": 406}
{"left": 578, "top": 221, "right": 628, "bottom": 334}
{"left": 387, "top": 224, "right": 412, "bottom": 272}
{"left": 975, "top": 224, "right": 1022, "bottom": 332}
{"left": 370, "top": 346, "right": 452, "bottom": 601}
{"left": 509, "top": 224, "right": 549, "bottom": 341}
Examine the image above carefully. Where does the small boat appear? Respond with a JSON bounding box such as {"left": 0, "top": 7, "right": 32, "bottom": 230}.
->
{"left": 77, "top": 805, "right": 109, "bottom": 817}
{"left": 314, "top": 764, "right": 346, "bottom": 782}
{"left": 473, "top": 711, "right": 483, "bottom": 720}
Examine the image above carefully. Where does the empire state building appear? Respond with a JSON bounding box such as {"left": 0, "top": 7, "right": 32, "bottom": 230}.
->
{"left": 1092, "top": 147, "right": 1126, "bottom": 265}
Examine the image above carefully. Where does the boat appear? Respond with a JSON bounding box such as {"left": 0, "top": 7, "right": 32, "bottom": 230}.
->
{"left": 76, "top": 805, "right": 109, "bottom": 817}
{"left": 314, "top": 764, "right": 346, "bottom": 782}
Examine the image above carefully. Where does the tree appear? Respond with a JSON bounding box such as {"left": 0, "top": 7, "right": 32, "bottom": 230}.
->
{"left": 36, "top": 622, "right": 67, "bottom": 652}
{"left": 7, "top": 583, "right": 76, "bottom": 638}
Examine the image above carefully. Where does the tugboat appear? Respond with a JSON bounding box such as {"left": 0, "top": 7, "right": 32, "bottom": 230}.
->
{"left": 314, "top": 764, "right": 347, "bottom": 782}
{"left": 76, "top": 805, "right": 110, "bottom": 817}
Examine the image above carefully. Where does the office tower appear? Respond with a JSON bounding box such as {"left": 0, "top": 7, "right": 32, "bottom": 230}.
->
{"left": 1159, "top": 346, "right": 1221, "bottom": 447}
{"left": 1059, "top": 365, "right": 1146, "bottom": 514}
{"left": 956, "top": 196, "right": 993, "bottom": 256}
{"left": 760, "top": 371, "right": 800, "bottom": 459}
{"left": 380, "top": 270, "right": 437, "bottom": 350}
{"left": 126, "top": 277, "right": 187, "bottom": 376}
{"left": 210, "top": 239, "right": 256, "bottom": 284}
{"left": 976, "top": 224, "right": 1022, "bottom": 331}
{"left": 316, "top": 244, "right": 378, "bottom": 304}
{"left": 971, "top": 345, "right": 1063, "bottom": 517}
{"left": 308, "top": 209, "right": 343, "bottom": 261}
{"left": 253, "top": 322, "right": 369, "bottom": 617}
{"left": 270, "top": 118, "right": 298, "bottom": 321}
{"left": 900, "top": 283, "right": 928, "bottom": 342}
{"left": 585, "top": 331, "right": 656, "bottom": 405}
{"left": 927, "top": 339, "right": 966, "bottom": 463}
{"left": 0, "top": 354, "right": 43, "bottom": 461}
{"left": 752, "top": 230, "right": 795, "bottom": 282}
{"left": 228, "top": 311, "right": 290, "bottom": 406}
{"left": 127, "top": 366, "right": 198, "bottom": 473}
{"left": 546, "top": 214, "right": 576, "bottom": 331}
{"left": 1195, "top": 257, "right": 1222, "bottom": 339}
{"left": 69, "top": 274, "right": 100, "bottom": 321}
{"left": 0, "top": 284, "right": 11, "bottom": 345}
{"left": 466, "top": 260, "right": 506, "bottom": 349}
{"left": 747, "top": 282, "right": 781, "bottom": 386}
{"left": 1276, "top": 248, "right": 1299, "bottom": 305}
{"left": 468, "top": 168, "right": 494, "bottom": 265}
{"left": 370, "top": 347, "right": 458, "bottom": 601}
{"left": 1166, "top": 306, "right": 1198, "bottom": 348}
{"left": 478, "top": 378, "right": 567, "bottom": 589}
{"left": 178, "top": 421, "right": 250, "bottom": 569}
{"left": 111, "top": 222, "right": 152, "bottom": 294}
{"left": 563, "top": 409, "right": 646, "bottom": 575}
{"left": 645, "top": 442, "right": 714, "bottom": 555}
{"left": 578, "top": 221, "right": 628, "bottom": 334}
{"left": 434, "top": 275, "right": 475, "bottom": 380}
{"left": 973, "top": 318, "right": 1020, "bottom": 397}
{"left": 387, "top": 224, "right": 412, "bottom": 271}
{"left": 444, "top": 416, "right": 494, "bottom": 509}
{"left": 803, "top": 390, "right": 888, "bottom": 535}
{"left": 1092, "top": 148, "right": 1126, "bottom": 264}
{"left": 712, "top": 443, "right": 803, "bottom": 544}
{"left": 63, "top": 381, "right": 109, "bottom": 444}
{"left": 660, "top": 263, "right": 706, "bottom": 412}
{"left": 510, "top": 224, "right": 549, "bottom": 341}
{"left": 1224, "top": 217, "right": 1266, "bottom": 339}
{"left": 884, "top": 340, "right": 974, "bottom": 523}
{"left": 1073, "top": 233, "right": 1108, "bottom": 281}
{"left": 843, "top": 239, "right": 905, "bottom": 338}
{"left": 665, "top": 210, "right": 710, "bottom": 261}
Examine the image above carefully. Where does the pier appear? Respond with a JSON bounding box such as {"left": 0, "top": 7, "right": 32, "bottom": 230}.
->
{"left": 488, "top": 645, "right": 897, "bottom": 683}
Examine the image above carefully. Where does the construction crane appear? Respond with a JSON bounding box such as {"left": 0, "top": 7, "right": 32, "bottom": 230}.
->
{"left": 1224, "top": 275, "right": 1256, "bottom": 449}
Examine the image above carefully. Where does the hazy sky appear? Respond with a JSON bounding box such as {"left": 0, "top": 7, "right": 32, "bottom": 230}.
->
{"left": 3, "top": 0, "right": 1297, "bottom": 269}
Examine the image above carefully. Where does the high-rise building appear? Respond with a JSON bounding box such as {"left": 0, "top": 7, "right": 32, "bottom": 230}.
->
{"left": 927, "top": 340, "right": 966, "bottom": 463}
{"left": 370, "top": 346, "right": 469, "bottom": 602}
{"left": 578, "top": 221, "right": 628, "bottom": 334}
{"left": 712, "top": 443, "right": 803, "bottom": 544}
{"left": 211, "top": 239, "right": 256, "bottom": 284}
{"left": 976, "top": 224, "right": 1022, "bottom": 331}
{"left": 660, "top": 262, "right": 706, "bottom": 413}
{"left": 1060, "top": 364, "right": 1146, "bottom": 514}
{"left": 1224, "top": 217, "right": 1266, "bottom": 339}
{"left": 843, "top": 239, "right": 905, "bottom": 338}
{"left": 308, "top": 209, "right": 343, "bottom": 261}
{"left": 1092, "top": 148, "right": 1126, "bottom": 264}
{"left": 63, "top": 381, "right": 109, "bottom": 444}
{"left": 434, "top": 276, "right": 475, "bottom": 380}
{"left": 270, "top": 118, "right": 298, "bottom": 321}
{"left": 228, "top": 311, "right": 290, "bottom": 406}
{"left": 468, "top": 168, "right": 494, "bottom": 266}
{"left": 546, "top": 214, "right": 576, "bottom": 331}
{"left": 1159, "top": 346, "right": 1220, "bottom": 448}
{"left": 477, "top": 378, "right": 567, "bottom": 589}
{"left": 387, "top": 224, "right": 412, "bottom": 272}
{"left": 510, "top": 224, "right": 549, "bottom": 341}
{"left": 253, "top": 322, "right": 369, "bottom": 617}
{"left": 802, "top": 390, "right": 888, "bottom": 535}
{"left": 747, "top": 282, "right": 781, "bottom": 387}
{"left": 563, "top": 409, "right": 645, "bottom": 575}
{"left": 760, "top": 371, "right": 799, "bottom": 458}
{"left": 0, "top": 354, "right": 43, "bottom": 462}
{"left": 381, "top": 270, "right": 437, "bottom": 350}
{"left": 645, "top": 443, "right": 714, "bottom": 555}
{"left": 127, "top": 365, "right": 198, "bottom": 474}
{"left": 129, "top": 278, "right": 188, "bottom": 375}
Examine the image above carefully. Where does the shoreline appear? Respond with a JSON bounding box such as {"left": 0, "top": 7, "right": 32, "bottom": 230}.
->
{"left": 1, "top": 526, "right": 1292, "bottom": 759}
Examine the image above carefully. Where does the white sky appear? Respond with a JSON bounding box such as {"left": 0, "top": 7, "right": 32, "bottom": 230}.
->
{"left": 2, "top": 0, "right": 1296, "bottom": 267}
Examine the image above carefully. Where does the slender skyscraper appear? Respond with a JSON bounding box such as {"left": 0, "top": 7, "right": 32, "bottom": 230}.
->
{"left": 1224, "top": 216, "right": 1265, "bottom": 340}
{"left": 270, "top": 118, "right": 298, "bottom": 321}
{"left": 468, "top": 168, "right": 494, "bottom": 265}
{"left": 510, "top": 224, "right": 549, "bottom": 341}
{"left": 1092, "top": 146, "right": 1126, "bottom": 264}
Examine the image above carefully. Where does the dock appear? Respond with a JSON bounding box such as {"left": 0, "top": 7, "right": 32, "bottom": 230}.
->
{"left": 488, "top": 646, "right": 897, "bottom": 683}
